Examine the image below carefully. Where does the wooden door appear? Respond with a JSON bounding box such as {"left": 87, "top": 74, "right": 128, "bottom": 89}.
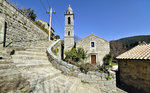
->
{"left": 91, "top": 55, "right": 96, "bottom": 64}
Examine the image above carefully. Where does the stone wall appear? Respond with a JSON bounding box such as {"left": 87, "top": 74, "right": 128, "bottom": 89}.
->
{"left": 118, "top": 60, "right": 150, "bottom": 93}
{"left": 0, "top": 13, "right": 5, "bottom": 47}
{"left": 47, "top": 39, "right": 116, "bottom": 93}
{"left": 0, "top": 0, "right": 48, "bottom": 47}
{"left": 76, "top": 34, "right": 110, "bottom": 66}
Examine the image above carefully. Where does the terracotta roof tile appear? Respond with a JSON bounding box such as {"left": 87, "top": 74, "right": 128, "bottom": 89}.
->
{"left": 116, "top": 44, "right": 150, "bottom": 60}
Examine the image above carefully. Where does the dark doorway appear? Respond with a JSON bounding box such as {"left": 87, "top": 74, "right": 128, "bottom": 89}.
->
{"left": 91, "top": 55, "right": 96, "bottom": 64}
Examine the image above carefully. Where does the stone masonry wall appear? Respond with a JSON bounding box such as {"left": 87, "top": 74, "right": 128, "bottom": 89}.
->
{"left": 118, "top": 60, "right": 150, "bottom": 93}
{"left": 76, "top": 34, "right": 110, "bottom": 66}
{"left": 0, "top": 0, "right": 48, "bottom": 47}
{"left": 47, "top": 39, "right": 116, "bottom": 93}
{"left": 0, "top": 13, "right": 5, "bottom": 47}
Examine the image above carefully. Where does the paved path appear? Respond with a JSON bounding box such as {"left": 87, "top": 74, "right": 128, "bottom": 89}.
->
{"left": 11, "top": 40, "right": 101, "bottom": 93}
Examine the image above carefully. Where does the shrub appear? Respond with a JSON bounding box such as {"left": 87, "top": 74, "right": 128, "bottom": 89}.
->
{"left": 64, "top": 47, "right": 87, "bottom": 62}
{"left": 98, "top": 65, "right": 109, "bottom": 74}
{"left": 54, "top": 48, "right": 58, "bottom": 56}
{"left": 34, "top": 21, "right": 49, "bottom": 34}
{"left": 106, "top": 75, "right": 112, "bottom": 80}
{"left": 55, "top": 35, "right": 60, "bottom": 39}
{"left": 103, "top": 51, "right": 113, "bottom": 65}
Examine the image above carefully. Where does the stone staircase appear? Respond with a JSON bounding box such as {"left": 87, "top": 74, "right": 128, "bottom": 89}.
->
{"left": 0, "top": 48, "right": 29, "bottom": 93}
{"left": 0, "top": 41, "right": 101, "bottom": 93}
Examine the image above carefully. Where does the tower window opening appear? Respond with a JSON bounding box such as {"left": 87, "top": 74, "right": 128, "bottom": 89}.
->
{"left": 68, "top": 31, "right": 70, "bottom": 36}
{"left": 68, "top": 17, "right": 71, "bottom": 24}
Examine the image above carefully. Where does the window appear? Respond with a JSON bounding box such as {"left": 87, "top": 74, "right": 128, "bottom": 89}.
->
{"left": 68, "top": 17, "right": 71, "bottom": 24}
{"left": 91, "top": 42, "right": 95, "bottom": 47}
{"left": 68, "top": 31, "right": 70, "bottom": 36}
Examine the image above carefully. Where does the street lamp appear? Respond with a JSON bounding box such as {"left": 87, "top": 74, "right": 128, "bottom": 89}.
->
{"left": 47, "top": 8, "right": 56, "bottom": 41}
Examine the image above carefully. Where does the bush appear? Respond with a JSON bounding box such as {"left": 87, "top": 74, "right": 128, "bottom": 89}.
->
{"left": 55, "top": 35, "right": 60, "bottom": 39}
{"left": 34, "top": 21, "right": 49, "bottom": 34}
{"left": 54, "top": 48, "right": 58, "bottom": 56}
{"left": 103, "top": 51, "right": 113, "bottom": 65}
{"left": 98, "top": 65, "right": 109, "bottom": 74}
{"left": 64, "top": 47, "right": 87, "bottom": 62}
{"left": 20, "top": 8, "right": 37, "bottom": 21}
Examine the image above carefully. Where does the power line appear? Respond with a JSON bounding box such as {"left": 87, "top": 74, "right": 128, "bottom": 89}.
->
{"left": 54, "top": 15, "right": 64, "bottom": 30}
{"left": 40, "top": 0, "right": 47, "bottom": 12}
{"left": 46, "top": 0, "right": 51, "bottom": 9}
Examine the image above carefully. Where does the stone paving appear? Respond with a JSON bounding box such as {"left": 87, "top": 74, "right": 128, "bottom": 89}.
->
{"left": 0, "top": 40, "right": 127, "bottom": 93}
{"left": 11, "top": 40, "right": 101, "bottom": 93}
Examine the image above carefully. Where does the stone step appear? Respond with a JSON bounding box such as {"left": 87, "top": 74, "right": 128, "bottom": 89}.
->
{"left": 16, "top": 63, "right": 52, "bottom": 69}
{"left": 13, "top": 58, "right": 50, "bottom": 63}
{"left": 31, "top": 76, "right": 63, "bottom": 93}
{"left": 14, "top": 60, "right": 50, "bottom": 64}
{"left": 15, "top": 51, "right": 47, "bottom": 56}
{"left": 0, "top": 63, "right": 15, "bottom": 70}
{"left": 0, "top": 54, "right": 12, "bottom": 59}
{"left": 31, "top": 81, "right": 54, "bottom": 93}
{"left": 68, "top": 79, "right": 81, "bottom": 93}
{"left": 0, "top": 59, "right": 13, "bottom": 64}
{"left": 26, "top": 48, "right": 46, "bottom": 52}
{"left": 23, "top": 68, "right": 61, "bottom": 92}
{"left": 54, "top": 75, "right": 70, "bottom": 85}
{"left": 12, "top": 55, "right": 48, "bottom": 60}
{"left": 0, "top": 69, "right": 20, "bottom": 81}
{"left": 28, "top": 47, "right": 47, "bottom": 49}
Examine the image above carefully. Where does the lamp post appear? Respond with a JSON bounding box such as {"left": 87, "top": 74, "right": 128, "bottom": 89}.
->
{"left": 48, "top": 8, "right": 55, "bottom": 41}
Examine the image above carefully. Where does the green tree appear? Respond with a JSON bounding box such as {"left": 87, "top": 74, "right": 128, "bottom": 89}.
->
{"left": 103, "top": 51, "right": 113, "bottom": 65}
{"left": 20, "top": 8, "right": 37, "bottom": 21}
{"left": 55, "top": 35, "right": 60, "bottom": 39}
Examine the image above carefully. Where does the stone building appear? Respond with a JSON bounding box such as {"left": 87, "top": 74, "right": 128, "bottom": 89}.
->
{"left": 64, "top": 5, "right": 110, "bottom": 65}
{"left": 76, "top": 34, "right": 110, "bottom": 65}
{"left": 64, "top": 5, "right": 75, "bottom": 52}
{"left": 116, "top": 43, "right": 150, "bottom": 93}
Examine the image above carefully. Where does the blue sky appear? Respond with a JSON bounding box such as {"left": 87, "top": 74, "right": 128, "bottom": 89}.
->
{"left": 8, "top": 0, "right": 150, "bottom": 41}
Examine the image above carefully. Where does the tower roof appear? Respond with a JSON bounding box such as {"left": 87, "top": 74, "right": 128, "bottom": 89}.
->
{"left": 66, "top": 5, "right": 73, "bottom": 14}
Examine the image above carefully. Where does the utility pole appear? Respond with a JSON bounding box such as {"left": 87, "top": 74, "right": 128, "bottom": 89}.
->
{"left": 49, "top": 8, "right": 52, "bottom": 41}
{"left": 48, "top": 8, "right": 55, "bottom": 41}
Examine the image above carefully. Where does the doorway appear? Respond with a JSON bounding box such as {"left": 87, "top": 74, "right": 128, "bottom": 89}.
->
{"left": 91, "top": 55, "right": 96, "bottom": 64}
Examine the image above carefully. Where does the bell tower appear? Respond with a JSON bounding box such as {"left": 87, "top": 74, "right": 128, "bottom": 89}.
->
{"left": 64, "top": 5, "right": 74, "bottom": 52}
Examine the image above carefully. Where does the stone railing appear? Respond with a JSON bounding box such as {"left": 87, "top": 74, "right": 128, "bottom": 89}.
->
{"left": 47, "top": 39, "right": 81, "bottom": 75}
{"left": 47, "top": 39, "right": 116, "bottom": 93}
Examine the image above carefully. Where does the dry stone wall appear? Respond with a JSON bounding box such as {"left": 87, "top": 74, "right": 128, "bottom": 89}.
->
{"left": 47, "top": 39, "right": 116, "bottom": 93}
{"left": 0, "top": 0, "right": 48, "bottom": 47}
{"left": 118, "top": 60, "right": 150, "bottom": 93}
{"left": 0, "top": 13, "right": 5, "bottom": 47}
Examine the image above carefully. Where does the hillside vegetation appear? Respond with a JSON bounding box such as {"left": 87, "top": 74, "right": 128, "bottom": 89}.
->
{"left": 110, "top": 35, "right": 150, "bottom": 57}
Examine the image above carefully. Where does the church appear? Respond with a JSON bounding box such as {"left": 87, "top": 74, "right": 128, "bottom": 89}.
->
{"left": 64, "top": 5, "right": 110, "bottom": 66}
